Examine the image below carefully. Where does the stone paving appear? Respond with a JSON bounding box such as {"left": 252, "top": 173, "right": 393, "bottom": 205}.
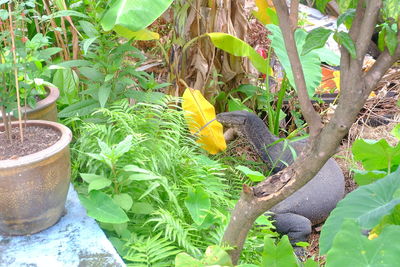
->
{"left": 0, "top": 186, "right": 125, "bottom": 267}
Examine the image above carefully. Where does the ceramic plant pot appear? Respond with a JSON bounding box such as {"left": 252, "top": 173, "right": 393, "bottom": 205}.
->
{"left": 0, "top": 86, "right": 60, "bottom": 122}
{"left": 0, "top": 120, "right": 72, "bottom": 235}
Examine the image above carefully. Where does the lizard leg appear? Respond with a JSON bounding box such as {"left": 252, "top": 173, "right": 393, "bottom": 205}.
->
{"left": 272, "top": 213, "right": 312, "bottom": 245}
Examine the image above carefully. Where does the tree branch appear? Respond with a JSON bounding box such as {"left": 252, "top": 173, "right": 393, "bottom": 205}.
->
{"left": 364, "top": 31, "right": 400, "bottom": 91}
{"left": 348, "top": 0, "right": 365, "bottom": 40}
{"left": 340, "top": 0, "right": 365, "bottom": 76}
{"left": 354, "top": 1, "right": 382, "bottom": 60}
{"left": 272, "top": 0, "right": 322, "bottom": 137}
{"left": 289, "top": 0, "right": 299, "bottom": 32}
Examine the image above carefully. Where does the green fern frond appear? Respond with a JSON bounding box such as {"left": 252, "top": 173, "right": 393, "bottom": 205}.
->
{"left": 124, "top": 232, "right": 180, "bottom": 267}
{"left": 147, "top": 209, "right": 201, "bottom": 256}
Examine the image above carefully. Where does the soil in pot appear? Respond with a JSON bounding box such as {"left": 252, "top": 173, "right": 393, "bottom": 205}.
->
{"left": 0, "top": 125, "right": 61, "bottom": 160}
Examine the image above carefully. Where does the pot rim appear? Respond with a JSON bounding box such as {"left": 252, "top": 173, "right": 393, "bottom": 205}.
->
{"left": 0, "top": 120, "right": 72, "bottom": 169}
{"left": 25, "top": 86, "right": 60, "bottom": 114}
{"left": 0, "top": 86, "right": 59, "bottom": 119}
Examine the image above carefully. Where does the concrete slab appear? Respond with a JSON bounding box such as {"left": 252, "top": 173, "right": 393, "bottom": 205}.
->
{"left": 0, "top": 186, "right": 126, "bottom": 267}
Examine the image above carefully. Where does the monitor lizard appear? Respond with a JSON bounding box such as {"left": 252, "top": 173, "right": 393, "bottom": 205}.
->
{"left": 216, "top": 110, "right": 345, "bottom": 247}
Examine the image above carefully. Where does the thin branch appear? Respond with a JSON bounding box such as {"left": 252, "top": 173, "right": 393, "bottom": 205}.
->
{"left": 364, "top": 32, "right": 400, "bottom": 91}
{"left": 289, "top": 0, "right": 299, "bottom": 32}
{"left": 348, "top": 0, "right": 365, "bottom": 40}
{"left": 42, "top": 0, "right": 70, "bottom": 60}
{"left": 272, "top": 0, "right": 322, "bottom": 137}
{"left": 354, "top": 1, "right": 382, "bottom": 60}
{"left": 1, "top": 105, "right": 11, "bottom": 141}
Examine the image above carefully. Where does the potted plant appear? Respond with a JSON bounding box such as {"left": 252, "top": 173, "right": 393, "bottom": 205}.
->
{"left": 0, "top": 0, "right": 61, "bottom": 123}
{"left": 0, "top": 1, "right": 72, "bottom": 235}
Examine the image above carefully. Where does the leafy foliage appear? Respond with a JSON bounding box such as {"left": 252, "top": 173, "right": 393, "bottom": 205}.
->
{"left": 206, "top": 33, "right": 269, "bottom": 74}
{"left": 267, "top": 24, "right": 326, "bottom": 97}
{"left": 326, "top": 220, "right": 400, "bottom": 267}
{"left": 0, "top": 1, "right": 60, "bottom": 116}
{"left": 124, "top": 233, "right": 181, "bottom": 267}
{"left": 101, "top": 0, "right": 174, "bottom": 32}
{"left": 319, "top": 168, "right": 400, "bottom": 254}
{"left": 261, "top": 236, "right": 298, "bottom": 267}
{"left": 175, "top": 236, "right": 318, "bottom": 267}
{"left": 73, "top": 100, "right": 247, "bottom": 263}
{"left": 79, "top": 191, "right": 129, "bottom": 224}
{"left": 351, "top": 136, "right": 400, "bottom": 185}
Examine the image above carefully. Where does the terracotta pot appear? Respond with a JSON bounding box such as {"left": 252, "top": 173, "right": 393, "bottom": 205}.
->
{"left": 0, "top": 86, "right": 59, "bottom": 122}
{"left": 0, "top": 120, "right": 72, "bottom": 235}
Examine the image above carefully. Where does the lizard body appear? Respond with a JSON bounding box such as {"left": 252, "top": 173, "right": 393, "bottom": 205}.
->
{"left": 216, "top": 110, "right": 345, "bottom": 244}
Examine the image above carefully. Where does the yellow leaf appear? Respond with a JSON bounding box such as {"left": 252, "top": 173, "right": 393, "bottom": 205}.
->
{"left": 368, "top": 232, "right": 379, "bottom": 240}
{"left": 369, "top": 91, "right": 376, "bottom": 98}
{"left": 252, "top": 0, "right": 276, "bottom": 25}
{"left": 182, "top": 88, "right": 226, "bottom": 154}
{"left": 114, "top": 25, "right": 159, "bottom": 40}
{"left": 333, "top": 70, "right": 340, "bottom": 90}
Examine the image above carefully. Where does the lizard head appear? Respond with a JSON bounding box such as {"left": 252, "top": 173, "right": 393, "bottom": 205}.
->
{"left": 216, "top": 110, "right": 252, "bottom": 128}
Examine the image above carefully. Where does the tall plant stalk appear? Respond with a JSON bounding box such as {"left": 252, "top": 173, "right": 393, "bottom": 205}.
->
{"left": 8, "top": 2, "right": 23, "bottom": 142}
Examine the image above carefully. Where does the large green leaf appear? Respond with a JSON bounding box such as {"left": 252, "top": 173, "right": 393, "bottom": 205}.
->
{"left": 384, "top": 24, "right": 399, "bottom": 56}
{"left": 302, "top": 27, "right": 333, "bottom": 55}
{"left": 175, "top": 253, "right": 204, "bottom": 267}
{"left": 101, "top": 0, "right": 173, "bottom": 32}
{"left": 382, "top": 0, "right": 400, "bottom": 21}
{"left": 352, "top": 139, "right": 400, "bottom": 171}
{"left": 184, "top": 187, "right": 211, "bottom": 225}
{"left": 319, "top": 169, "right": 400, "bottom": 254}
{"left": 113, "top": 193, "right": 133, "bottom": 211}
{"left": 52, "top": 68, "right": 79, "bottom": 105}
{"left": 58, "top": 99, "right": 99, "bottom": 118}
{"left": 79, "top": 67, "right": 104, "bottom": 82}
{"left": 372, "top": 204, "right": 400, "bottom": 236}
{"left": 267, "top": 25, "right": 322, "bottom": 97}
{"left": 235, "top": 165, "right": 265, "bottom": 182}
{"left": 326, "top": 220, "right": 400, "bottom": 267}
{"left": 114, "top": 26, "right": 160, "bottom": 41}
{"left": 261, "top": 236, "right": 298, "bottom": 267}
{"left": 314, "top": 47, "right": 340, "bottom": 66}
{"left": 334, "top": 31, "right": 356, "bottom": 59}
{"left": 337, "top": 9, "right": 356, "bottom": 28}
{"left": 79, "top": 191, "right": 129, "bottom": 224}
{"left": 202, "top": 246, "right": 233, "bottom": 266}
{"left": 391, "top": 124, "right": 400, "bottom": 139}
{"left": 353, "top": 169, "right": 387, "bottom": 186}
{"left": 175, "top": 246, "right": 233, "bottom": 267}
{"left": 316, "top": 0, "right": 331, "bottom": 12}
{"left": 37, "top": 47, "right": 63, "bottom": 60}
{"left": 338, "top": 0, "right": 358, "bottom": 13}
{"left": 98, "top": 84, "right": 111, "bottom": 108}
{"left": 206, "top": 33, "right": 268, "bottom": 74}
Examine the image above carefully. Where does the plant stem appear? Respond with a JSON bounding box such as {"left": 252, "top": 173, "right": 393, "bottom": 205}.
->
{"left": 273, "top": 75, "right": 289, "bottom": 135}
{"left": 1, "top": 69, "right": 11, "bottom": 141}
{"left": 8, "top": 2, "right": 23, "bottom": 142}
{"left": 0, "top": 104, "right": 11, "bottom": 142}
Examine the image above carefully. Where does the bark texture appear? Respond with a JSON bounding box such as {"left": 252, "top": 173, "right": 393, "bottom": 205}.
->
{"left": 221, "top": 0, "right": 400, "bottom": 264}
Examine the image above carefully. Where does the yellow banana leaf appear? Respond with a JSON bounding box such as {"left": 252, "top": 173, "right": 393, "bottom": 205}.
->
{"left": 252, "top": 0, "right": 277, "bottom": 25}
{"left": 333, "top": 70, "right": 340, "bottom": 90}
{"left": 182, "top": 88, "right": 226, "bottom": 154}
{"left": 114, "top": 25, "right": 159, "bottom": 40}
{"left": 332, "top": 71, "right": 375, "bottom": 98}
